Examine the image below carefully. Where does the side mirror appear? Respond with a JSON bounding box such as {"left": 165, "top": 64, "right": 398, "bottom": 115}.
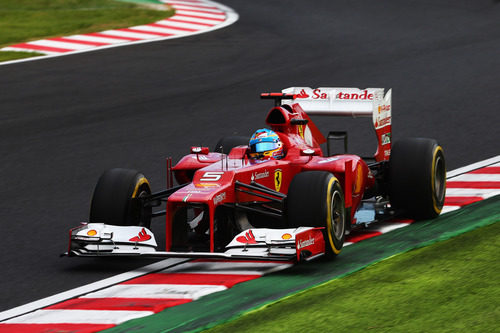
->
{"left": 300, "top": 148, "right": 315, "bottom": 156}
{"left": 191, "top": 146, "right": 210, "bottom": 155}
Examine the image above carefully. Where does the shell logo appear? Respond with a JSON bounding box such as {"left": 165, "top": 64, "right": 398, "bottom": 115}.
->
{"left": 282, "top": 233, "right": 292, "bottom": 240}
{"left": 87, "top": 229, "right": 97, "bottom": 236}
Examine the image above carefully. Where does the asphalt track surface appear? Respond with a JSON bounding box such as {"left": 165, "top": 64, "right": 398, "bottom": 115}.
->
{"left": 0, "top": 0, "right": 499, "bottom": 312}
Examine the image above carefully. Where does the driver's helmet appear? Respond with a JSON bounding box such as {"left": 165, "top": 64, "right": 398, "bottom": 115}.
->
{"left": 248, "top": 128, "right": 284, "bottom": 161}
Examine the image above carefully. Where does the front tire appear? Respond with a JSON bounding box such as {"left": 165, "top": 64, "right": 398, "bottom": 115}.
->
{"left": 389, "top": 138, "right": 446, "bottom": 219}
{"left": 287, "top": 171, "right": 346, "bottom": 258}
{"left": 89, "top": 168, "right": 152, "bottom": 228}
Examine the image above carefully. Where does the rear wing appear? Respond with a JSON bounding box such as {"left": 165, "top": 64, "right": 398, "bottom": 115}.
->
{"left": 281, "top": 87, "right": 392, "bottom": 161}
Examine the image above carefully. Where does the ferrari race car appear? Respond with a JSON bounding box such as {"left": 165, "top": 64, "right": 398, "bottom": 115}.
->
{"left": 64, "top": 87, "right": 446, "bottom": 262}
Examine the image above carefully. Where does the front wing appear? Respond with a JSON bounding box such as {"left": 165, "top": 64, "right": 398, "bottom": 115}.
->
{"left": 64, "top": 223, "right": 326, "bottom": 262}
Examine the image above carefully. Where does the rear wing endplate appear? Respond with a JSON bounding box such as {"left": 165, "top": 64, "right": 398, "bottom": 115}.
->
{"left": 281, "top": 87, "right": 392, "bottom": 161}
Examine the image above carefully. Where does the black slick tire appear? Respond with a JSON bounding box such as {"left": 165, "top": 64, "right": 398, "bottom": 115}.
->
{"left": 287, "top": 171, "right": 346, "bottom": 258}
{"left": 89, "top": 168, "right": 152, "bottom": 228}
{"left": 389, "top": 138, "right": 446, "bottom": 219}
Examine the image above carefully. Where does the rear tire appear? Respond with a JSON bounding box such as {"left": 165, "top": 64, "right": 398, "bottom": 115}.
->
{"left": 287, "top": 171, "right": 346, "bottom": 258}
{"left": 389, "top": 138, "right": 446, "bottom": 219}
{"left": 89, "top": 168, "right": 152, "bottom": 228}
{"left": 213, "top": 136, "right": 249, "bottom": 154}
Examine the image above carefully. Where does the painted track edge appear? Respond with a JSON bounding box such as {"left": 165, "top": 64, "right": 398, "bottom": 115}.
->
{"left": 0, "top": 258, "right": 190, "bottom": 322}
{"left": 0, "top": 0, "right": 239, "bottom": 67}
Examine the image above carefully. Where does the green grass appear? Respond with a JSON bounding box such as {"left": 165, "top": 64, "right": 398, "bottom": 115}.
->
{"left": 205, "top": 221, "right": 500, "bottom": 333}
{"left": 0, "top": 51, "right": 43, "bottom": 62}
{"left": 0, "top": 0, "right": 173, "bottom": 61}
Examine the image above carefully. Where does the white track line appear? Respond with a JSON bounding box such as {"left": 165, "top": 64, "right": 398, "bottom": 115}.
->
{"left": 129, "top": 25, "right": 191, "bottom": 35}
{"left": 4, "top": 309, "right": 153, "bottom": 324}
{"left": 374, "top": 223, "right": 411, "bottom": 234}
{"left": 445, "top": 188, "right": 500, "bottom": 198}
{"left": 171, "top": 5, "right": 223, "bottom": 12}
{"left": 449, "top": 173, "right": 500, "bottom": 182}
{"left": 174, "top": 10, "right": 225, "bottom": 19}
{"left": 447, "top": 155, "right": 500, "bottom": 178}
{"left": 168, "top": 1, "right": 220, "bottom": 9}
{"left": 156, "top": 19, "right": 210, "bottom": 29}
{"left": 441, "top": 206, "right": 461, "bottom": 214}
{"left": 171, "top": 15, "right": 226, "bottom": 25}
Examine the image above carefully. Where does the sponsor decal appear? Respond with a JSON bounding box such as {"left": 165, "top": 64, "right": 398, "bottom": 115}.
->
{"left": 213, "top": 192, "right": 226, "bottom": 205}
{"left": 376, "top": 116, "right": 391, "bottom": 128}
{"left": 296, "top": 89, "right": 310, "bottom": 98}
{"left": 336, "top": 90, "right": 373, "bottom": 100}
{"left": 274, "top": 169, "right": 283, "bottom": 192}
{"left": 282, "top": 233, "right": 292, "bottom": 240}
{"left": 256, "top": 131, "right": 267, "bottom": 139}
{"left": 195, "top": 183, "right": 220, "bottom": 188}
{"left": 318, "top": 157, "right": 340, "bottom": 164}
{"left": 297, "top": 237, "right": 315, "bottom": 249}
{"left": 251, "top": 170, "right": 269, "bottom": 182}
{"left": 381, "top": 133, "right": 391, "bottom": 145}
{"left": 295, "top": 88, "right": 328, "bottom": 100}
{"left": 182, "top": 194, "right": 192, "bottom": 202}
{"left": 236, "top": 230, "right": 258, "bottom": 244}
{"left": 129, "top": 228, "right": 151, "bottom": 242}
{"left": 87, "top": 229, "right": 97, "bottom": 236}
{"left": 298, "top": 124, "right": 304, "bottom": 138}
{"left": 384, "top": 150, "right": 391, "bottom": 157}
{"left": 378, "top": 104, "right": 391, "bottom": 113}
{"left": 375, "top": 103, "right": 391, "bottom": 129}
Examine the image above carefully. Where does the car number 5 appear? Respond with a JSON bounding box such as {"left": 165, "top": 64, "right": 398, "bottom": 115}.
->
{"left": 200, "top": 171, "right": 224, "bottom": 181}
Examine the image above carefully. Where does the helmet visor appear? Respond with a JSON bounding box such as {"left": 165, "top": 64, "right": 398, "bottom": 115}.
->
{"left": 251, "top": 141, "right": 279, "bottom": 153}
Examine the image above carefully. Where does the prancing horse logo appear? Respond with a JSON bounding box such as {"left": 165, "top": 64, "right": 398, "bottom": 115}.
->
{"left": 274, "top": 169, "right": 283, "bottom": 192}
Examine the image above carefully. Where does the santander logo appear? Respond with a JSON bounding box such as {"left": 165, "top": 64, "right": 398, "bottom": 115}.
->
{"left": 336, "top": 90, "right": 373, "bottom": 100}
{"left": 296, "top": 88, "right": 327, "bottom": 100}
{"left": 295, "top": 88, "right": 374, "bottom": 101}
{"left": 295, "top": 88, "right": 375, "bottom": 101}
{"left": 295, "top": 89, "right": 310, "bottom": 98}
{"left": 297, "top": 237, "right": 315, "bottom": 249}
{"left": 129, "top": 228, "right": 152, "bottom": 242}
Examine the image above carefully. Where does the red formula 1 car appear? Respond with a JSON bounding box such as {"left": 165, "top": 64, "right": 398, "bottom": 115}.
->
{"left": 65, "top": 87, "right": 446, "bottom": 262}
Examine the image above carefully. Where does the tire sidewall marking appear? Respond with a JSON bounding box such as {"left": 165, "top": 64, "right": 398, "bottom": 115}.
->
{"left": 431, "top": 146, "right": 446, "bottom": 214}
{"left": 326, "top": 176, "right": 342, "bottom": 254}
{"left": 132, "top": 177, "right": 150, "bottom": 198}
